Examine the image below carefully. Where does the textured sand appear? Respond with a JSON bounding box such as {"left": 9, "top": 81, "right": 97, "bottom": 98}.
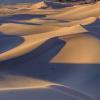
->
{"left": 0, "top": 1, "right": 100, "bottom": 100}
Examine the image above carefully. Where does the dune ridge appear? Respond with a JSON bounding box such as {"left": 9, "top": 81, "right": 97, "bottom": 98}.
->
{"left": 0, "top": 24, "right": 87, "bottom": 61}
{"left": 0, "top": 1, "right": 100, "bottom": 100}
{"left": 31, "top": 1, "right": 48, "bottom": 10}
{"left": 47, "top": 2, "right": 100, "bottom": 20}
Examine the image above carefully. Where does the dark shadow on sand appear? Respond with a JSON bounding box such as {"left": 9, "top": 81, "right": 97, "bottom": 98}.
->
{"left": 0, "top": 14, "right": 46, "bottom": 25}
{"left": 0, "top": 37, "right": 100, "bottom": 97}
{"left": 12, "top": 21, "right": 42, "bottom": 25}
{"left": 0, "top": 32, "right": 24, "bottom": 54}
{"left": 45, "top": 1, "right": 73, "bottom": 9}
{"left": 0, "top": 87, "right": 80, "bottom": 100}
{"left": 83, "top": 18, "right": 100, "bottom": 39}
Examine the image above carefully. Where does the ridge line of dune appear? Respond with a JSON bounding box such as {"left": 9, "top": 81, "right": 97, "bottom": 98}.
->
{"left": 0, "top": 24, "right": 87, "bottom": 61}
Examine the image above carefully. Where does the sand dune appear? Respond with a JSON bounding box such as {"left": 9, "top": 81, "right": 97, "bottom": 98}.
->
{"left": 47, "top": 2, "right": 100, "bottom": 20}
{"left": 0, "top": 36, "right": 24, "bottom": 54}
{"left": 0, "top": 23, "right": 61, "bottom": 36}
{"left": 52, "top": 33, "right": 100, "bottom": 63}
{"left": 0, "top": 24, "right": 87, "bottom": 61}
{"left": 0, "top": 74, "right": 54, "bottom": 89}
{"left": 0, "top": 1, "right": 100, "bottom": 100}
{"left": 31, "top": 1, "right": 48, "bottom": 10}
{"left": 63, "top": 17, "right": 97, "bottom": 26}
{"left": 0, "top": 85, "right": 94, "bottom": 100}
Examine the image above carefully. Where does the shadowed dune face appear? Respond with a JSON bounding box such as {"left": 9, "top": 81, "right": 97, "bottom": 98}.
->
{"left": 84, "top": 19, "right": 100, "bottom": 38}
{"left": 0, "top": 37, "right": 65, "bottom": 62}
{"left": 0, "top": 14, "right": 46, "bottom": 22}
{"left": 0, "top": 38, "right": 100, "bottom": 97}
{"left": 0, "top": 1, "right": 100, "bottom": 100}
{"left": 0, "top": 86, "right": 93, "bottom": 100}
{"left": 45, "top": 1, "right": 73, "bottom": 9}
{"left": 0, "top": 33, "right": 24, "bottom": 54}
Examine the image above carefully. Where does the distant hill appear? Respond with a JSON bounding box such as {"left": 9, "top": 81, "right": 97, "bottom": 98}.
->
{"left": 0, "top": 0, "right": 41, "bottom": 4}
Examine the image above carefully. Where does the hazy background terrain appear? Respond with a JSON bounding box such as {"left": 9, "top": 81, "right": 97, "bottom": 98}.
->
{"left": 0, "top": 0, "right": 41, "bottom": 4}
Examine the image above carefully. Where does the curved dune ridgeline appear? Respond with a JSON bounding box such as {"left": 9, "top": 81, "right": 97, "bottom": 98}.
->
{"left": 0, "top": 1, "right": 100, "bottom": 100}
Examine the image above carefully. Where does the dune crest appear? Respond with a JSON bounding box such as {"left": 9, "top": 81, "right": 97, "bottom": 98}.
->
{"left": 48, "top": 2, "right": 100, "bottom": 20}
{"left": 0, "top": 75, "right": 55, "bottom": 90}
{"left": 31, "top": 1, "right": 48, "bottom": 10}
{"left": 0, "top": 24, "right": 87, "bottom": 61}
{"left": 0, "top": 1, "right": 100, "bottom": 99}
{"left": 51, "top": 33, "right": 100, "bottom": 63}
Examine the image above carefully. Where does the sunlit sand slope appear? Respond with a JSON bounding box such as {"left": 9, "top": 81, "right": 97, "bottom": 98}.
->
{"left": 31, "top": 1, "right": 48, "bottom": 10}
{"left": 0, "top": 1, "right": 100, "bottom": 100}
{"left": 0, "top": 25, "right": 87, "bottom": 61}
{"left": 47, "top": 3, "right": 100, "bottom": 20}
{"left": 52, "top": 33, "right": 100, "bottom": 63}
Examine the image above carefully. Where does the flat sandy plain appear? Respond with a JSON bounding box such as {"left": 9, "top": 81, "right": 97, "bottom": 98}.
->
{"left": 0, "top": 1, "right": 100, "bottom": 100}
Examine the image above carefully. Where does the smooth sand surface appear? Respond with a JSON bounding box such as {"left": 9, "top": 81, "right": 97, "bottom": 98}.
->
{"left": 0, "top": 85, "right": 94, "bottom": 100}
{"left": 0, "top": 75, "right": 54, "bottom": 89}
{"left": 0, "top": 1, "right": 100, "bottom": 100}
{"left": 47, "top": 3, "right": 100, "bottom": 20}
{"left": 31, "top": 1, "right": 48, "bottom": 10}
{"left": 0, "top": 23, "right": 61, "bottom": 35}
{"left": 52, "top": 33, "right": 100, "bottom": 63}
